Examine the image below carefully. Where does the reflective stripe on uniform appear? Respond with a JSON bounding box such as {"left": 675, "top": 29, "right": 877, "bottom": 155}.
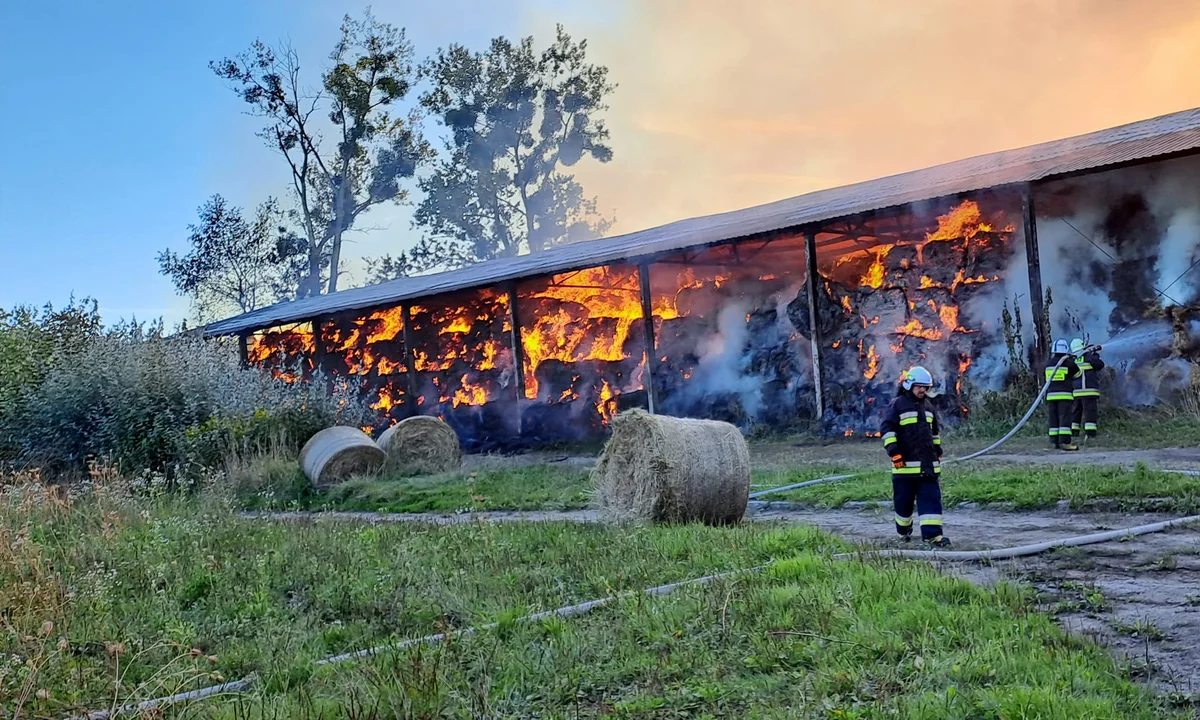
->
{"left": 899, "top": 418, "right": 918, "bottom": 426}
{"left": 1073, "top": 389, "right": 1100, "bottom": 398}
{"left": 919, "top": 515, "right": 944, "bottom": 526}
{"left": 892, "top": 467, "right": 922, "bottom": 475}
{"left": 1046, "top": 368, "right": 1069, "bottom": 381}
{"left": 1047, "top": 392, "right": 1075, "bottom": 402}
{"left": 923, "top": 414, "right": 933, "bottom": 423}
{"left": 1071, "top": 423, "right": 1081, "bottom": 431}
{"left": 882, "top": 432, "right": 897, "bottom": 446}
{"left": 899, "top": 411, "right": 919, "bottom": 426}
{"left": 1084, "top": 423, "right": 1097, "bottom": 431}
{"left": 1077, "top": 363, "right": 1093, "bottom": 371}
{"left": 932, "top": 437, "right": 942, "bottom": 445}
{"left": 895, "top": 515, "right": 913, "bottom": 527}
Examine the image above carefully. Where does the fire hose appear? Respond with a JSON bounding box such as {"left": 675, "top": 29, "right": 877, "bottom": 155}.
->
{"left": 749, "top": 348, "right": 1087, "bottom": 500}
{"left": 78, "top": 342, "right": 1197, "bottom": 717}
{"left": 78, "top": 505, "right": 1200, "bottom": 719}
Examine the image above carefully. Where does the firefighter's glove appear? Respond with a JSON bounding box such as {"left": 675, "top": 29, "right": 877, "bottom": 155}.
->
{"left": 891, "top": 454, "right": 905, "bottom": 469}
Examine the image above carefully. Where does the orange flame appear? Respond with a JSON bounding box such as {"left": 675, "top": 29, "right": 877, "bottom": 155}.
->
{"left": 860, "top": 245, "right": 892, "bottom": 289}
{"left": 452, "top": 373, "right": 488, "bottom": 408}
{"left": 863, "top": 344, "right": 880, "bottom": 380}
{"left": 247, "top": 323, "right": 315, "bottom": 383}
{"left": 596, "top": 379, "right": 617, "bottom": 424}
{"left": 896, "top": 318, "right": 944, "bottom": 341}
{"left": 521, "top": 267, "right": 646, "bottom": 400}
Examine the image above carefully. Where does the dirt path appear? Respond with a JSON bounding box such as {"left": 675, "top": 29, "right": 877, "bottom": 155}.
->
{"left": 250, "top": 504, "right": 1200, "bottom": 699}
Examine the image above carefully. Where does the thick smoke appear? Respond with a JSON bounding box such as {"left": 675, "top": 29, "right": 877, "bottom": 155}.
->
{"left": 1036, "top": 154, "right": 1200, "bottom": 403}
{"left": 688, "top": 298, "right": 765, "bottom": 417}
{"left": 659, "top": 277, "right": 813, "bottom": 429}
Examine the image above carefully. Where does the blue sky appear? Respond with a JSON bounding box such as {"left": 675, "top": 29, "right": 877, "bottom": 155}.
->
{"left": 4, "top": 1, "right": 1199, "bottom": 327}
{"left": 0, "top": 0, "right": 616, "bottom": 325}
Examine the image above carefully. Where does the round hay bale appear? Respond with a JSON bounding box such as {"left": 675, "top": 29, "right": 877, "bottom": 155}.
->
{"left": 299, "top": 426, "right": 386, "bottom": 489}
{"left": 592, "top": 409, "right": 750, "bottom": 525}
{"left": 376, "top": 415, "right": 462, "bottom": 473}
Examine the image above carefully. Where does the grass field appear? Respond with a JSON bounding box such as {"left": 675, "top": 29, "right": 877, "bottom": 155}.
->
{"left": 765, "top": 464, "right": 1200, "bottom": 512}
{"left": 229, "top": 450, "right": 1200, "bottom": 516}
{"left": 0, "top": 474, "right": 1192, "bottom": 718}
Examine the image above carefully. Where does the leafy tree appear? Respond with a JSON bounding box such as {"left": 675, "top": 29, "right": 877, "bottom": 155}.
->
{"left": 158, "top": 195, "right": 290, "bottom": 320}
{"left": 210, "top": 11, "right": 428, "bottom": 296}
{"left": 372, "top": 25, "right": 614, "bottom": 280}
{"left": 0, "top": 297, "right": 102, "bottom": 458}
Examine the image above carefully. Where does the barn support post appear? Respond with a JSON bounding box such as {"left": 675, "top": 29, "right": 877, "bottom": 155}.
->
{"left": 637, "top": 262, "right": 658, "bottom": 414}
{"left": 309, "top": 319, "right": 332, "bottom": 394}
{"left": 237, "top": 332, "right": 249, "bottom": 369}
{"left": 505, "top": 282, "right": 527, "bottom": 435}
{"left": 803, "top": 229, "right": 825, "bottom": 423}
{"left": 1022, "top": 185, "right": 1049, "bottom": 370}
{"left": 401, "top": 303, "right": 419, "bottom": 412}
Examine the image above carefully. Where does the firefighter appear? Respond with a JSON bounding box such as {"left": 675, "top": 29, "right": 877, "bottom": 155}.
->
{"left": 1046, "top": 339, "right": 1081, "bottom": 451}
{"left": 1070, "top": 338, "right": 1105, "bottom": 438}
{"left": 881, "top": 366, "right": 949, "bottom": 548}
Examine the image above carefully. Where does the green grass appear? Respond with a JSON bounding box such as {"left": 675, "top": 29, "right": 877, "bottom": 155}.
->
{"left": 0, "top": 480, "right": 833, "bottom": 714}
{"left": 765, "top": 464, "right": 1200, "bottom": 512}
{"left": 2, "top": 478, "right": 1193, "bottom": 718}
{"left": 200, "top": 555, "right": 1185, "bottom": 719}
{"left": 948, "top": 410, "right": 1200, "bottom": 450}
{"left": 232, "top": 451, "right": 1200, "bottom": 516}
{"left": 324, "top": 464, "right": 594, "bottom": 513}
{"left": 229, "top": 454, "right": 593, "bottom": 513}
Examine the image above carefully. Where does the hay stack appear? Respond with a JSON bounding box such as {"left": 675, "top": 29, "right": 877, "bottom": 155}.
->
{"left": 299, "top": 426, "right": 386, "bottom": 489}
{"left": 592, "top": 409, "right": 750, "bottom": 525}
{"left": 376, "top": 415, "right": 463, "bottom": 473}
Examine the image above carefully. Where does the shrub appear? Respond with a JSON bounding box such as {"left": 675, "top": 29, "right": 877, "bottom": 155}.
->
{"left": 7, "top": 324, "right": 371, "bottom": 477}
{"left": 0, "top": 298, "right": 102, "bottom": 458}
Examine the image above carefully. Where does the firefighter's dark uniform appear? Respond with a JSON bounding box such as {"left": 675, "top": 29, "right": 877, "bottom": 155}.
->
{"left": 881, "top": 392, "right": 943, "bottom": 541}
{"left": 1071, "top": 350, "right": 1105, "bottom": 437}
{"left": 1045, "top": 353, "right": 1080, "bottom": 445}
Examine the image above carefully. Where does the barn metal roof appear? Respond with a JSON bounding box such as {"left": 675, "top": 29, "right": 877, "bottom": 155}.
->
{"left": 205, "top": 106, "right": 1200, "bottom": 336}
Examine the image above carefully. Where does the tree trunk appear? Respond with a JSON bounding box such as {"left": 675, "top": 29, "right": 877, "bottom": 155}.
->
{"left": 327, "top": 163, "right": 351, "bottom": 294}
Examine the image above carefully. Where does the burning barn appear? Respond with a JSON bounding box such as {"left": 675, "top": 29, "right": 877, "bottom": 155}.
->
{"left": 207, "top": 108, "right": 1200, "bottom": 449}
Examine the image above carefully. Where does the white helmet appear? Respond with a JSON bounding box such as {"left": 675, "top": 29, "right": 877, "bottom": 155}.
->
{"left": 1052, "top": 339, "right": 1070, "bottom": 355}
{"left": 901, "top": 365, "right": 934, "bottom": 391}
{"left": 1070, "top": 338, "right": 1086, "bottom": 355}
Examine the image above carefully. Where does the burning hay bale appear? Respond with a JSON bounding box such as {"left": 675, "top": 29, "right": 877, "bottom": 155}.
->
{"left": 592, "top": 409, "right": 750, "bottom": 525}
{"left": 299, "top": 426, "right": 387, "bottom": 489}
{"left": 377, "top": 415, "right": 463, "bottom": 474}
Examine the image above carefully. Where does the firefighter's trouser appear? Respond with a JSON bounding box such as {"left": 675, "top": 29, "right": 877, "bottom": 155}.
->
{"left": 1047, "top": 399, "right": 1073, "bottom": 442}
{"left": 1072, "top": 394, "right": 1099, "bottom": 436}
{"left": 893, "top": 474, "right": 943, "bottom": 541}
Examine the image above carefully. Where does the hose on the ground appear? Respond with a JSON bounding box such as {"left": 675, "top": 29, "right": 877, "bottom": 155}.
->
{"left": 839, "top": 514, "right": 1200, "bottom": 561}
{"left": 79, "top": 507, "right": 1200, "bottom": 719}
{"left": 749, "top": 351, "right": 1080, "bottom": 500}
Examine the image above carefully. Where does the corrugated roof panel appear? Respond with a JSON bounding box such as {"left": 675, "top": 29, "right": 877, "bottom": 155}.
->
{"left": 206, "top": 107, "right": 1200, "bottom": 336}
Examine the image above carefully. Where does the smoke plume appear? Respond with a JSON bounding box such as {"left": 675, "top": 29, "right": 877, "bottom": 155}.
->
{"left": 517, "top": 1, "right": 1200, "bottom": 237}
